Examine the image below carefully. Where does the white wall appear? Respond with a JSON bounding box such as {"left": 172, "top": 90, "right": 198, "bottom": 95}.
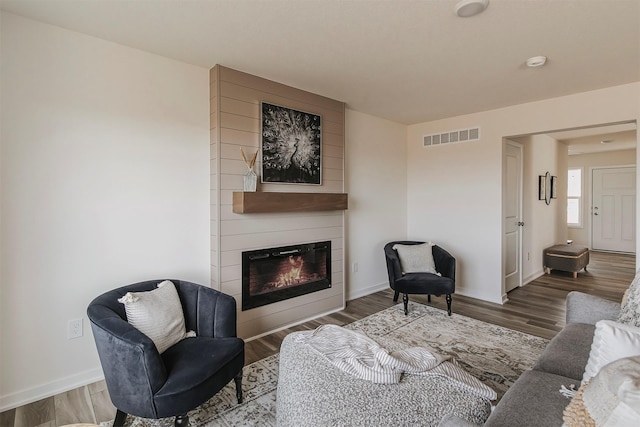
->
{"left": 345, "top": 110, "right": 407, "bottom": 300}
{"left": 520, "top": 135, "right": 567, "bottom": 284}
{"left": 568, "top": 148, "right": 637, "bottom": 247}
{"left": 0, "top": 12, "right": 210, "bottom": 410}
{"left": 407, "top": 83, "right": 640, "bottom": 304}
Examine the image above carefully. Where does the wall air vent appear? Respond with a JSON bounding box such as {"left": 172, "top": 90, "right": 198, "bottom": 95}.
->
{"left": 423, "top": 127, "right": 480, "bottom": 147}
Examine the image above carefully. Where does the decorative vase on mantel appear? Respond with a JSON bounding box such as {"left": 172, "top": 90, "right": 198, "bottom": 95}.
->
{"left": 240, "top": 147, "right": 259, "bottom": 192}
{"left": 244, "top": 169, "right": 257, "bottom": 192}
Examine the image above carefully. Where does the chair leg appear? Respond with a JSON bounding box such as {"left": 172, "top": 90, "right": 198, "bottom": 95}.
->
{"left": 234, "top": 369, "right": 243, "bottom": 404}
{"left": 427, "top": 294, "right": 431, "bottom": 303}
{"left": 393, "top": 290, "right": 399, "bottom": 302}
{"left": 446, "top": 294, "right": 452, "bottom": 316}
{"left": 403, "top": 293, "right": 409, "bottom": 315}
{"left": 113, "top": 410, "right": 127, "bottom": 427}
{"left": 174, "top": 414, "right": 189, "bottom": 426}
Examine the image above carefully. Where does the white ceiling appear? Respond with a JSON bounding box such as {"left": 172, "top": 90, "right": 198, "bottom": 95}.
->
{"left": 1, "top": 0, "right": 639, "bottom": 125}
{"left": 552, "top": 124, "right": 637, "bottom": 155}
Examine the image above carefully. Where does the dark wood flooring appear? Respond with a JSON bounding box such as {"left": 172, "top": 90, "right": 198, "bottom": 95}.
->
{"left": 2, "top": 251, "right": 634, "bottom": 426}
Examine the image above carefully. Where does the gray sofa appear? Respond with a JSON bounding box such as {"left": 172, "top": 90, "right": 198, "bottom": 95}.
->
{"left": 441, "top": 291, "right": 622, "bottom": 427}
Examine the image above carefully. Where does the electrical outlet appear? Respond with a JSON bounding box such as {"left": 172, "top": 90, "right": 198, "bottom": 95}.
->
{"left": 352, "top": 262, "right": 359, "bottom": 273}
{"left": 68, "top": 318, "right": 83, "bottom": 339}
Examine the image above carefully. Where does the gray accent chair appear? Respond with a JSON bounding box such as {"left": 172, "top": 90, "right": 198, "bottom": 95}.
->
{"left": 384, "top": 241, "right": 456, "bottom": 315}
{"left": 87, "top": 279, "right": 244, "bottom": 427}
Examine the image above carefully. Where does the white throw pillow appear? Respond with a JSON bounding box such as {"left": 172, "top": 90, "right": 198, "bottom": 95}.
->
{"left": 392, "top": 242, "right": 439, "bottom": 275}
{"left": 582, "top": 320, "right": 640, "bottom": 384}
{"left": 118, "top": 280, "right": 189, "bottom": 353}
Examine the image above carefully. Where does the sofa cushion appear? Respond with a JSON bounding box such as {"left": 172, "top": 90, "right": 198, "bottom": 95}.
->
{"left": 154, "top": 336, "right": 245, "bottom": 417}
{"left": 394, "top": 273, "right": 455, "bottom": 295}
{"left": 484, "top": 370, "right": 575, "bottom": 427}
{"left": 533, "top": 322, "right": 595, "bottom": 380}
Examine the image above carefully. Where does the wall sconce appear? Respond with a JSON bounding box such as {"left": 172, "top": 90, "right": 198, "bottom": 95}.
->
{"left": 538, "top": 171, "right": 557, "bottom": 205}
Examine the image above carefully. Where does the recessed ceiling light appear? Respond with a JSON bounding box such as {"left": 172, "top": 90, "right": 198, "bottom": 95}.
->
{"left": 526, "top": 56, "right": 547, "bottom": 68}
{"left": 455, "top": 0, "right": 489, "bottom": 17}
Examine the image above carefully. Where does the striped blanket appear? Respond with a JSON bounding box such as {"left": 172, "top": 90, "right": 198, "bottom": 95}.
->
{"left": 293, "top": 324, "right": 496, "bottom": 401}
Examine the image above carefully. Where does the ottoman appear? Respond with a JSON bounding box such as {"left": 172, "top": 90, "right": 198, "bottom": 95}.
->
{"left": 543, "top": 244, "right": 589, "bottom": 278}
{"left": 276, "top": 332, "right": 492, "bottom": 427}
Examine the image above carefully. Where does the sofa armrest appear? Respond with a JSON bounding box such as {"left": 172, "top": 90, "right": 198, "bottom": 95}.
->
{"left": 566, "top": 291, "right": 621, "bottom": 325}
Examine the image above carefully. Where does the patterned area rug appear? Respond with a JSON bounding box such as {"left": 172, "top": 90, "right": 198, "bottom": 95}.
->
{"left": 103, "top": 302, "right": 548, "bottom": 426}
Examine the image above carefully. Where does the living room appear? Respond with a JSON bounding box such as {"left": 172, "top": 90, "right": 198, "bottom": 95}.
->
{"left": 1, "top": 0, "right": 639, "bottom": 425}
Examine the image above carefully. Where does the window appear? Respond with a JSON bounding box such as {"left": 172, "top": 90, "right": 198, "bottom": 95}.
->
{"left": 567, "top": 168, "right": 582, "bottom": 227}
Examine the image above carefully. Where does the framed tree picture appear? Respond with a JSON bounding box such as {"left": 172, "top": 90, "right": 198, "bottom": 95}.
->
{"left": 261, "top": 102, "right": 322, "bottom": 185}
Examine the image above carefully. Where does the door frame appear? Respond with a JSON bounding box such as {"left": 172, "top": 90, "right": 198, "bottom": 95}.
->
{"left": 502, "top": 140, "right": 524, "bottom": 301}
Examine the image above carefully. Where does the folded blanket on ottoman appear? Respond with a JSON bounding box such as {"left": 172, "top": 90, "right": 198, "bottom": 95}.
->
{"left": 276, "top": 326, "right": 494, "bottom": 426}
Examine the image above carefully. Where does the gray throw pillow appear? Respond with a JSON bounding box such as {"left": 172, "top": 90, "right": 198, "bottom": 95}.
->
{"left": 392, "top": 242, "right": 439, "bottom": 275}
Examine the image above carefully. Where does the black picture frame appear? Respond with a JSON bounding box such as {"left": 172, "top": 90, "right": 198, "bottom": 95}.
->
{"left": 261, "top": 102, "right": 322, "bottom": 185}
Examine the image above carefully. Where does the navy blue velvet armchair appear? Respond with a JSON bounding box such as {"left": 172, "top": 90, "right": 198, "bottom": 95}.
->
{"left": 87, "top": 279, "right": 244, "bottom": 427}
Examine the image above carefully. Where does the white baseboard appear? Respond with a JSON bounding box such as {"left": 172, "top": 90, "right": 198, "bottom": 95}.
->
{"left": 346, "top": 281, "right": 388, "bottom": 301}
{"left": 0, "top": 367, "right": 104, "bottom": 412}
{"left": 523, "top": 270, "right": 545, "bottom": 285}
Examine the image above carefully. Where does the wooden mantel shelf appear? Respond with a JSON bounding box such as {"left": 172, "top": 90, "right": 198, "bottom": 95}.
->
{"left": 233, "top": 192, "right": 348, "bottom": 213}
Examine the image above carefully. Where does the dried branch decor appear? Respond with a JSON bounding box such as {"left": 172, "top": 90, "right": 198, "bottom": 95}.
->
{"left": 240, "top": 147, "right": 258, "bottom": 170}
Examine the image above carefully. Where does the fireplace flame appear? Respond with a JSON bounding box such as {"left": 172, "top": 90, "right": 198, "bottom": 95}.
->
{"left": 276, "top": 256, "right": 304, "bottom": 287}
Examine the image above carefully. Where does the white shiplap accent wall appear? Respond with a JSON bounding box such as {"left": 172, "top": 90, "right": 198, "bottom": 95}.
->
{"left": 210, "top": 66, "right": 346, "bottom": 339}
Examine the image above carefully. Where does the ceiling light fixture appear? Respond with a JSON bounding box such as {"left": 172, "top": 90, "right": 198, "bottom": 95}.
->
{"left": 455, "top": 0, "right": 489, "bottom": 17}
{"left": 600, "top": 140, "right": 613, "bottom": 144}
{"left": 526, "top": 56, "right": 547, "bottom": 68}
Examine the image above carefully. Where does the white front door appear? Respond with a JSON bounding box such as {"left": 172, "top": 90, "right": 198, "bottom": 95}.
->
{"left": 503, "top": 141, "right": 523, "bottom": 294}
{"left": 592, "top": 167, "right": 636, "bottom": 253}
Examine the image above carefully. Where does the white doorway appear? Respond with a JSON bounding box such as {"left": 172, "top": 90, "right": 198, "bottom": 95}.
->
{"left": 592, "top": 166, "right": 636, "bottom": 253}
{"left": 503, "top": 141, "right": 523, "bottom": 293}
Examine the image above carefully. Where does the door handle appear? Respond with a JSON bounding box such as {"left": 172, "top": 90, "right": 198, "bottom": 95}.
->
{"left": 594, "top": 213, "right": 599, "bottom": 216}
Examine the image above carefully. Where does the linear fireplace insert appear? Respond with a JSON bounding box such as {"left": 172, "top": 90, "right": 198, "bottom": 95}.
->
{"left": 242, "top": 241, "right": 331, "bottom": 311}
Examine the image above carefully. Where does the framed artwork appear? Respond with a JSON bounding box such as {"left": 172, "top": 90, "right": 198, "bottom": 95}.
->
{"left": 261, "top": 102, "right": 322, "bottom": 185}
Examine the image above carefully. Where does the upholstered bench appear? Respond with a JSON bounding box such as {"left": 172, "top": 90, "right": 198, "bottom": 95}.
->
{"left": 275, "top": 332, "right": 492, "bottom": 427}
{"left": 543, "top": 244, "right": 589, "bottom": 278}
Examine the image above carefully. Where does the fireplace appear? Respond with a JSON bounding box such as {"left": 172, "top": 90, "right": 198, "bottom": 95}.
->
{"left": 242, "top": 241, "right": 331, "bottom": 311}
